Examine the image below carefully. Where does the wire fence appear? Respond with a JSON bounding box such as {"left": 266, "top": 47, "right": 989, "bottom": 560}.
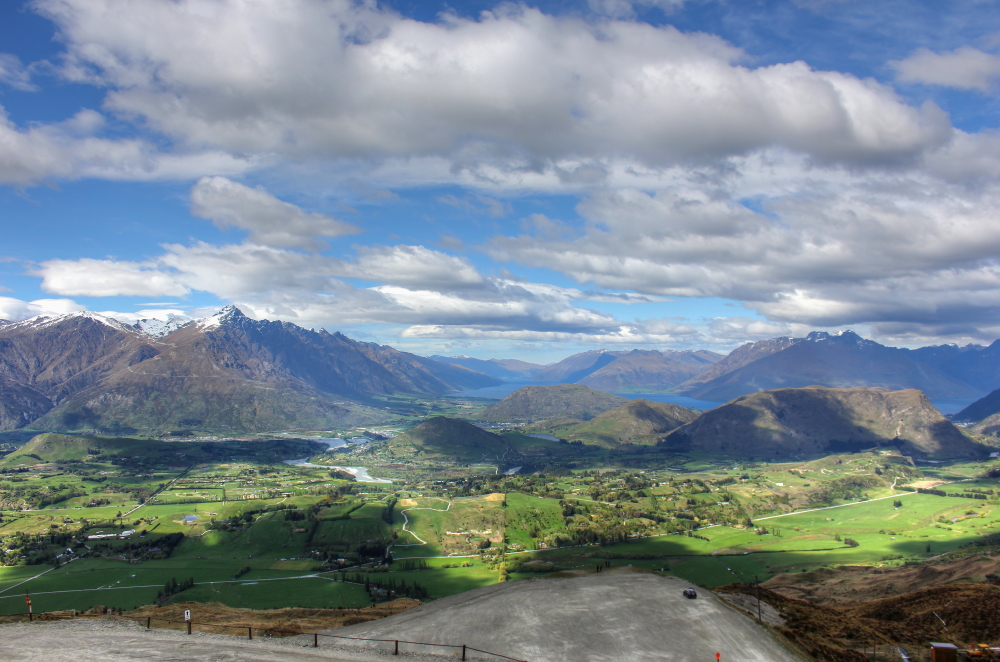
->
{"left": 1, "top": 610, "right": 530, "bottom": 662}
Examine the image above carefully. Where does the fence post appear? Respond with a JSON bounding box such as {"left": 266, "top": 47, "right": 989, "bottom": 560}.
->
{"left": 248, "top": 627, "right": 252, "bottom": 640}
{"left": 187, "top": 621, "right": 192, "bottom": 635}
{"left": 395, "top": 640, "right": 399, "bottom": 655}
{"left": 314, "top": 633, "right": 318, "bottom": 648}
{"left": 146, "top": 617, "right": 151, "bottom": 629}
{"left": 462, "top": 644, "right": 466, "bottom": 661}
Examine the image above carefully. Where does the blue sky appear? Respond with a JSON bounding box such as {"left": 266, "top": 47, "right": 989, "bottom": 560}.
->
{"left": 2, "top": 0, "right": 1000, "bottom": 363}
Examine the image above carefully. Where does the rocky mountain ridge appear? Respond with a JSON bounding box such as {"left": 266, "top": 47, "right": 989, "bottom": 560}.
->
{"left": 674, "top": 330, "right": 981, "bottom": 402}
{"left": 0, "top": 306, "right": 499, "bottom": 434}
{"left": 514, "top": 331, "right": 999, "bottom": 400}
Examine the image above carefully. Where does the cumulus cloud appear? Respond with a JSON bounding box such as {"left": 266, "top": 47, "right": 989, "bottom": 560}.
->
{"left": 0, "top": 296, "right": 86, "bottom": 321}
{"left": 347, "top": 245, "right": 484, "bottom": 288}
{"left": 893, "top": 46, "right": 1000, "bottom": 92}
{"left": 30, "top": 236, "right": 645, "bottom": 338}
{"left": 34, "top": 257, "right": 191, "bottom": 297}
{"left": 0, "top": 106, "right": 257, "bottom": 186}
{"left": 32, "top": 0, "right": 951, "bottom": 176}
{"left": 400, "top": 318, "right": 698, "bottom": 343}
{"left": 190, "top": 176, "right": 359, "bottom": 250}
{"left": 487, "top": 149, "right": 1000, "bottom": 342}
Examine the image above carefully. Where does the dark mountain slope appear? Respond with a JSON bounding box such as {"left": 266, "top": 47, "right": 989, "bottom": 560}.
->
{"left": 0, "top": 379, "right": 52, "bottom": 430}
{"left": 532, "top": 350, "right": 627, "bottom": 383}
{"left": 429, "top": 356, "right": 543, "bottom": 380}
{"left": 681, "top": 331, "right": 980, "bottom": 401}
{"left": 393, "top": 416, "right": 509, "bottom": 458}
{"left": 0, "top": 313, "right": 155, "bottom": 429}
{"left": 659, "top": 386, "right": 982, "bottom": 458}
{"left": 674, "top": 336, "right": 799, "bottom": 395}
{"left": 532, "top": 398, "right": 700, "bottom": 446}
{"left": 481, "top": 385, "right": 628, "bottom": 423}
{"left": 577, "top": 349, "right": 721, "bottom": 392}
{"left": 907, "top": 341, "right": 1000, "bottom": 393}
{"left": 954, "top": 388, "right": 1000, "bottom": 423}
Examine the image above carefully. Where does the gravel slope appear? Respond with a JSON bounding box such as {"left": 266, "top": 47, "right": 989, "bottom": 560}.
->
{"left": 323, "top": 571, "right": 806, "bottom": 662}
{"left": 0, "top": 618, "right": 448, "bottom": 662}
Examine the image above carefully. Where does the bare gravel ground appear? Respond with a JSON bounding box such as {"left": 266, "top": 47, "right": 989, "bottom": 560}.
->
{"left": 0, "top": 618, "right": 457, "bottom": 662}
{"left": 322, "top": 570, "right": 807, "bottom": 662}
{"left": 0, "top": 572, "right": 807, "bottom": 662}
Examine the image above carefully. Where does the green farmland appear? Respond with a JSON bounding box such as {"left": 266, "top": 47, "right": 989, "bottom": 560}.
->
{"left": 3, "top": 431, "right": 1000, "bottom": 615}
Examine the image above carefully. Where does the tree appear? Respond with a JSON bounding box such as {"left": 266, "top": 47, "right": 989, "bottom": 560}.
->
{"left": 844, "top": 538, "right": 859, "bottom": 547}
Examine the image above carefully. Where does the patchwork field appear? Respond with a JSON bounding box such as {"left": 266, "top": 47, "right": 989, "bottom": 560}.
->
{"left": 1, "top": 433, "right": 999, "bottom": 618}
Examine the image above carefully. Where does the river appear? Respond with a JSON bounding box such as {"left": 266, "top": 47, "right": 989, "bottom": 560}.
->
{"left": 282, "top": 435, "right": 391, "bottom": 483}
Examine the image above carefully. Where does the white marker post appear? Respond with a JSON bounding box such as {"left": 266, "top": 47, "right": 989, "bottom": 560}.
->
{"left": 184, "top": 609, "right": 191, "bottom": 634}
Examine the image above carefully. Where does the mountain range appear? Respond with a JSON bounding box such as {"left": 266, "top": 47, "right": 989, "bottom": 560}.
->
{"left": 0, "top": 306, "right": 499, "bottom": 434}
{"left": 513, "top": 332, "right": 999, "bottom": 401}
{"left": 675, "top": 331, "right": 982, "bottom": 401}
{"left": 429, "top": 356, "right": 544, "bottom": 380}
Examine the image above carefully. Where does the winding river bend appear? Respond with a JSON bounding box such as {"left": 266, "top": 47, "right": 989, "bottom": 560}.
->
{"left": 282, "top": 436, "right": 392, "bottom": 483}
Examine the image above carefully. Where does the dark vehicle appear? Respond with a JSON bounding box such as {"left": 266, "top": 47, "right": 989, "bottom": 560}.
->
{"left": 683, "top": 588, "right": 697, "bottom": 599}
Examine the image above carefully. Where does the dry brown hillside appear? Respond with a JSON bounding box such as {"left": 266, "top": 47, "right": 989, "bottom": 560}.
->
{"left": 659, "top": 386, "right": 983, "bottom": 458}
{"left": 763, "top": 554, "right": 1000, "bottom": 604}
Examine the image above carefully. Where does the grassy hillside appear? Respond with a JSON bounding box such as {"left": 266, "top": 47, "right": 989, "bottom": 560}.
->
{"left": 529, "top": 399, "right": 699, "bottom": 447}
{"left": 660, "top": 386, "right": 985, "bottom": 458}
{"left": 0, "top": 433, "right": 322, "bottom": 468}
{"left": 480, "top": 385, "right": 627, "bottom": 423}
{"left": 32, "top": 377, "right": 383, "bottom": 436}
{"left": 392, "top": 416, "right": 509, "bottom": 460}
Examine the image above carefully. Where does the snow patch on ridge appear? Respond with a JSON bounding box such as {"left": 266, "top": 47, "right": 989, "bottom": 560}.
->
{"left": 2, "top": 311, "right": 139, "bottom": 334}
{"left": 195, "top": 304, "right": 245, "bottom": 330}
{"left": 132, "top": 317, "right": 190, "bottom": 338}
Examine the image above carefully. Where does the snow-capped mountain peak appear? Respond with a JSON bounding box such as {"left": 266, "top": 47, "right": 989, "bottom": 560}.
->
{"left": 2, "top": 311, "right": 139, "bottom": 335}
{"left": 132, "top": 317, "right": 191, "bottom": 338}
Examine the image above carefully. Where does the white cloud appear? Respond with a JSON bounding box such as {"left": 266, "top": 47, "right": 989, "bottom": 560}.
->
{"left": 190, "top": 176, "right": 359, "bottom": 250}
{"left": 400, "top": 325, "right": 689, "bottom": 344}
{"left": 0, "top": 106, "right": 257, "bottom": 186}
{"left": 348, "top": 245, "right": 484, "bottom": 288}
{"left": 436, "top": 193, "right": 511, "bottom": 217}
{"left": 29, "top": 237, "right": 646, "bottom": 337}
{"left": 158, "top": 241, "right": 339, "bottom": 299}
{"left": 32, "top": 0, "right": 951, "bottom": 178}
{"left": 487, "top": 149, "right": 1000, "bottom": 342}
{"left": 892, "top": 46, "right": 1000, "bottom": 92}
{"left": 34, "top": 258, "right": 190, "bottom": 297}
{"left": 0, "top": 296, "right": 86, "bottom": 321}
{"left": 0, "top": 54, "right": 36, "bottom": 91}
